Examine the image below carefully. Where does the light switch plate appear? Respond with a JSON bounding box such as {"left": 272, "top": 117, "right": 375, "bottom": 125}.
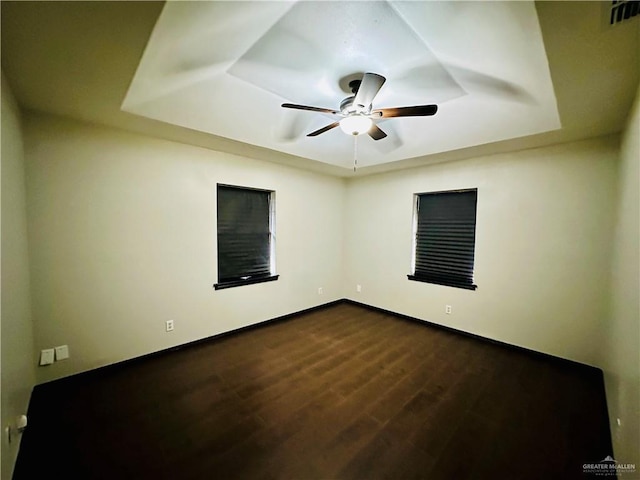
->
{"left": 39, "top": 349, "right": 55, "bottom": 366}
{"left": 54, "top": 345, "right": 70, "bottom": 361}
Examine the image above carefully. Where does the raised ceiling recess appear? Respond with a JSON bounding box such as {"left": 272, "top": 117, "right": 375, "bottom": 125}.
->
{"left": 122, "top": 1, "right": 561, "bottom": 170}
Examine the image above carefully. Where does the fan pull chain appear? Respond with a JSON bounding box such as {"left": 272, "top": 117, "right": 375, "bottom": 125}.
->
{"left": 353, "top": 134, "right": 358, "bottom": 172}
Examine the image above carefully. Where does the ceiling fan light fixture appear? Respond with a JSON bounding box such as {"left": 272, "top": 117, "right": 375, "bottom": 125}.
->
{"left": 340, "top": 115, "right": 372, "bottom": 136}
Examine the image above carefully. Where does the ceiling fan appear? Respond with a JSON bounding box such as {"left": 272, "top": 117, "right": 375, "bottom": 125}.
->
{"left": 281, "top": 72, "right": 438, "bottom": 140}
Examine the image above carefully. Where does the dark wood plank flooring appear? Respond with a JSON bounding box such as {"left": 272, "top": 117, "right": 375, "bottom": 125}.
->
{"left": 14, "top": 302, "right": 613, "bottom": 479}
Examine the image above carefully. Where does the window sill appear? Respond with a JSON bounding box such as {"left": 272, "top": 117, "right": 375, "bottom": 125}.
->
{"left": 407, "top": 275, "right": 477, "bottom": 291}
{"left": 214, "top": 274, "right": 279, "bottom": 291}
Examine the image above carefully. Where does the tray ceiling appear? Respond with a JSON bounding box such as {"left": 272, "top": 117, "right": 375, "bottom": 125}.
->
{"left": 122, "top": 1, "right": 561, "bottom": 170}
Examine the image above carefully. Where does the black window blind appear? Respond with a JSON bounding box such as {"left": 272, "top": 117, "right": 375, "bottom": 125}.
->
{"left": 217, "top": 185, "right": 272, "bottom": 284}
{"left": 411, "top": 189, "right": 477, "bottom": 290}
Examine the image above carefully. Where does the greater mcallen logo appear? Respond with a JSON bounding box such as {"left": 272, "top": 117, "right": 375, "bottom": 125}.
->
{"left": 583, "top": 456, "right": 636, "bottom": 476}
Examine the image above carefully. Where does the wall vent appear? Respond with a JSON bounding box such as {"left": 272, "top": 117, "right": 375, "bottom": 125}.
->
{"left": 609, "top": 1, "right": 639, "bottom": 25}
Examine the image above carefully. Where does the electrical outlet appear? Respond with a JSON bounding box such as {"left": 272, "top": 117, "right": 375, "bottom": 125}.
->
{"left": 445, "top": 305, "right": 452, "bottom": 315}
{"left": 318, "top": 287, "right": 323, "bottom": 295}
{"left": 39, "top": 349, "right": 55, "bottom": 366}
{"left": 54, "top": 345, "right": 69, "bottom": 361}
{"left": 356, "top": 284, "right": 362, "bottom": 293}
{"left": 165, "top": 320, "right": 174, "bottom": 332}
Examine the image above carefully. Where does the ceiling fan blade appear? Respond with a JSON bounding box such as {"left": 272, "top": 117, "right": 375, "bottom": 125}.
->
{"left": 307, "top": 121, "right": 340, "bottom": 137}
{"left": 353, "top": 72, "right": 386, "bottom": 110}
{"left": 372, "top": 105, "right": 438, "bottom": 118}
{"left": 282, "top": 103, "right": 340, "bottom": 115}
{"left": 368, "top": 124, "right": 387, "bottom": 141}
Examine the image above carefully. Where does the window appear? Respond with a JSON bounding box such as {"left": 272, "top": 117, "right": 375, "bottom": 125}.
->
{"left": 408, "top": 189, "right": 478, "bottom": 290}
{"left": 214, "top": 184, "right": 277, "bottom": 290}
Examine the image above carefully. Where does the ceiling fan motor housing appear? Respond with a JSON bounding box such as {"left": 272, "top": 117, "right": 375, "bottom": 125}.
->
{"left": 340, "top": 96, "right": 370, "bottom": 115}
{"left": 340, "top": 96, "right": 356, "bottom": 114}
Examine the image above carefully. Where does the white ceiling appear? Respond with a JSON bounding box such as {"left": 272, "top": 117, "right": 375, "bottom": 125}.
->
{"left": 1, "top": 1, "right": 638, "bottom": 177}
{"left": 122, "top": 1, "right": 561, "bottom": 170}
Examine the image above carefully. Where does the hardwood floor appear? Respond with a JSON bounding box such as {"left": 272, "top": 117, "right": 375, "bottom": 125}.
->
{"left": 14, "top": 302, "right": 613, "bottom": 479}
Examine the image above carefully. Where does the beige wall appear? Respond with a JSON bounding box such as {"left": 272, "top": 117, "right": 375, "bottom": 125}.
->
{"left": 343, "top": 136, "right": 618, "bottom": 366}
{"left": 1, "top": 74, "right": 37, "bottom": 479}
{"left": 24, "top": 113, "right": 346, "bottom": 383}
{"left": 603, "top": 85, "right": 640, "bottom": 462}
